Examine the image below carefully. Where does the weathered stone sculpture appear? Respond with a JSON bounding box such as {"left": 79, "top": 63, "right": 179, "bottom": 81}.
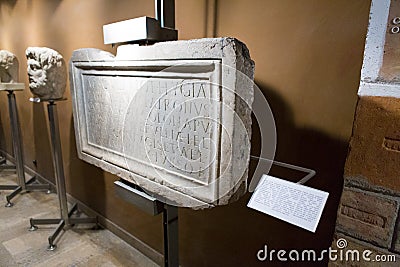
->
{"left": 70, "top": 38, "right": 254, "bottom": 209}
{"left": 26, "top": 47, "right": 67, "bottom": 100}
{"left": 0, "top": 50, "right": 24, "bottom": 91}
{"left": 0, "top": 50, "right": 19, "bottom": 83}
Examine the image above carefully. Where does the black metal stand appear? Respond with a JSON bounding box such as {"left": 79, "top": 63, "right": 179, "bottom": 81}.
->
{"left": 163, "top": 205, "right": 178, "bottom": 267}
{"left": 115, "top": 180, "right": 179, "bottom": 267}
{"left": 107, "top": 1, "right": 179, "bottom": 265}
{"left": 0, "top": 90, "right": 51, "bottom": 207}
{"left": 28, "top": 100, "right": 97, "bottom": 251}
{"left": 0, "top": 155, "right": 16, "bottom": 170}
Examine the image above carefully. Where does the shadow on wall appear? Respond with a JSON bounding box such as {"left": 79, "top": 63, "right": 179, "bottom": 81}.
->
{"left": 0, "top": 93, "right": 14, "bottom": 156}
{"left": 0, "top": 96, "right": 7, "bottom": 154}
{"left": 179, "top": 81, "right": 349, "bottom": 267}
{"left": 2, "top": 0, "right": 17, "bottom": 8}
{"left": 68, "top": 116, "right": 107, "bottom": 215}
{"left": 32, "top": 102, "right": 54, "bottom": 182}
{"left": 67, "top": 115, "right": 164, "bottom": 252}
{"left": 26, "top": 0, "right": 63, "bottom": 11}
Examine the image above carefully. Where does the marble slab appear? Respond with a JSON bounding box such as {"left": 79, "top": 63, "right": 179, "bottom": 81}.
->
{"left": 69, "top": 38, "right": 254, "bottom": 208}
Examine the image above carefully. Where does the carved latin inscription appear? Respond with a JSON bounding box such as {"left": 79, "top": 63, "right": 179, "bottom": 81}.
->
{"left": 70, "top": 38, "right": 255, "bottom": 208}
{"left": 80, "top": 66, "right": 221, "bottom": 186}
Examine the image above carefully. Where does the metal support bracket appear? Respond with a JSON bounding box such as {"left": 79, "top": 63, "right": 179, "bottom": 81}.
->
{"left": 249, "top": 155, "right": 317, "bottom": 192}
{"left": 108, "top": 1, "right": 179, "bottom": 265}
{"left": 114, "top": 179, "right": 179, "bottom": 267}
{"left": 28, "top": 100, "right": 97, "bottom": 250}
{"left": 163, "top": 204, "right": 178, "bottom": 267}
{"left": 103, "top": 0, "right": 177, "bottom": 45}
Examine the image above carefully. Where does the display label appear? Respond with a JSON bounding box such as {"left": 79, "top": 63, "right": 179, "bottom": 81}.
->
{"left": 248, "top": 175, "right": 329, "bottom": 232}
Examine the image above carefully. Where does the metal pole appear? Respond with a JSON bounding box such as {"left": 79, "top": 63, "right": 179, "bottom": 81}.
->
{"left": 7, "top": 91, "right": 26, "bottom": 190}
{"left": 163, "top": 205, "right": 179, "bottom": 267}
{"left": 155, "top": 0, "right": 175, "bottom": 29}
{"left": 47, "top": 102, "right": 69, "bottom": 223}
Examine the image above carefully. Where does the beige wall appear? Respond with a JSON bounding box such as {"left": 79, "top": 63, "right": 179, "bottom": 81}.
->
{"left": 0, "top": 0, "right": 370, "bottom": 266}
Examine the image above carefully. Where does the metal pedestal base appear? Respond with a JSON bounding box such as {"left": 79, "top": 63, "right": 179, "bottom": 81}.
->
{"left": 28, "top": 101, "right": 97, "bottom": 250}
{"left": 0, "top": 176, "right": 51, "bottom": 207}
{"left": 0, "top": 156, "right": 16, "bottom": 170}
{"left": 29, "top": 203, "right": 98, "bottom": 251}
{"left": 0, "top": 91, "right": 51, "bottom": 207}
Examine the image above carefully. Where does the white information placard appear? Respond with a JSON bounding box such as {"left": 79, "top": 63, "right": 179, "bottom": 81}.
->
{"left": 247, "top": 175, "right": 329, "bottom": 232}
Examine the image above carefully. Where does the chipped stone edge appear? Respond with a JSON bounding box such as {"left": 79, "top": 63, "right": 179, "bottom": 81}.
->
{"left": 70, "top": 38, "right": 254, "bottom": 209}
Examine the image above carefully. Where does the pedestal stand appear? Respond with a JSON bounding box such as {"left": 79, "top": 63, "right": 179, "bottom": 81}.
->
{"left": 0, "top": 84, "right": 51, "bottom": 207}
{"left": 28, "top": 100, "right": 97, "bottom": 251}
{"left": 106, "top": 0, "right": 179, "bottom": 265}
{"left": 162, "top": 205, "right": 178, "bottom": 267}
{"left": 115, "top": 180, "right": 178, "bottom": 267}
{"left": 0, "top": 155, "right": 16, "bottom": 170}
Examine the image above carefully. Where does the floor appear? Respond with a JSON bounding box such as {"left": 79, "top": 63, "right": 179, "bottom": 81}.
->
{"left": 0, "top": 169, "right": 158, "bottom": 267}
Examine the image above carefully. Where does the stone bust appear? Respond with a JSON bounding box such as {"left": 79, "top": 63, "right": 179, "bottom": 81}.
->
{"left": 0, "top": 50, "right": 19, "bottom": 83}
{"left": 26, "top": 47, "right": 67, "bottom": 100}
